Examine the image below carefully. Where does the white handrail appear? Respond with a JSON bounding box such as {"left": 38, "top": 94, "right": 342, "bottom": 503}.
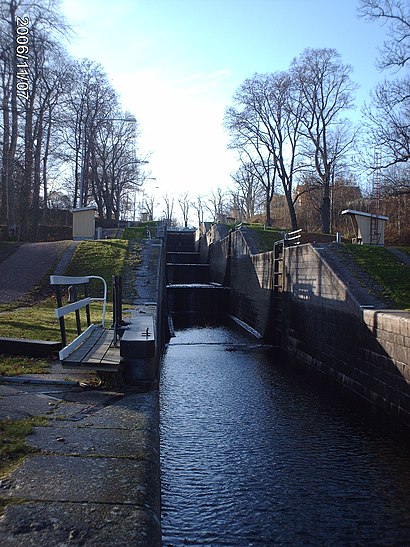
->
{"left": 50, "top": 274, "right": 108, "bottom": 360}
{"left": 88, "top": 276, "right": 107, "bottom": 327}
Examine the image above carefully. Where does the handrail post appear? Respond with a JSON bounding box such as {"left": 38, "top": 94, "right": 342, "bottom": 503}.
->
{"left": 55, "top": 285, "right": 67, "bottom": 348}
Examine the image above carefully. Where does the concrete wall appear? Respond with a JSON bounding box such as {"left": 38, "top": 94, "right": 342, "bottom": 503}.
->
{"left": 283, "top": 244, "right": 410, "bottom": 427}
{"left": 229, "top": 246, "right": 274, "bottom": 338}
{"left": 201, "top": 227, "right": 274, "bottom": 338}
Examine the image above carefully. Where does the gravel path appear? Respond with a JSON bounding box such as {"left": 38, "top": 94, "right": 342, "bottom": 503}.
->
{"left": 0, "top": 241, "right": 73, "bottom": 303}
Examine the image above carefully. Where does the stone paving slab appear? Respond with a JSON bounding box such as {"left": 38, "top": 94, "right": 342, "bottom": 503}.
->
{"left": 1, "top": 454, "right": 159, "bottom": 507}
{"left": 0, "top": 384, "right": 128, "bottom": 422}
{"left": 28, "top": 423, "right": 158, "bottom": 459}
{"left": 68, "top": 395, "right": 159, "bottom": 431}
{"left": 0, "top": 386, "right": 63, "bottom": 420}
{"left": 0, "top": 501, "right": 161, "bottom": 546}
{"left": 0, "top": 386, "right": 161, "bottom": 545}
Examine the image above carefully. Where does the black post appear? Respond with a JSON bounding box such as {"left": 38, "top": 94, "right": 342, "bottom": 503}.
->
{"left": 84, "top": 283, "right": 91, "bottom": 326}
{"left": 112, "top": 275, "right": 117, "bottom": 328}
{"left": 118, "top": 275, "right": 123, "bottom": 325}
{"left": 55, "top": 286, "right": 67, "bottom": 348}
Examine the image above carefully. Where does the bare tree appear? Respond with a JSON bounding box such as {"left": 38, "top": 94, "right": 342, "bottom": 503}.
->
{"left": 291, "top": 48, "right": 358, "bottom": 233}
{"left": 225, "top": 72, "right": 302, "bottom": 229}
{"left": 162, "top": 194, "right": 175, "bottom": 226}
{"left": 205, "top": 187, "right": 227, "bottom": 222}
{"left": 363, "top": 78, "right": 410, "bottom": 167}
{"left": 0, "top": 0, "right": 70, "bottom": 239}
{"left": 358, "top": 0, "right": 410, "bottom": 69}
{"left": 359, "top": 1, "right": 410, "bottom": 168}
{"left": 178, "top": 192, "right": 190, "bottom": 227}
{"left": 230, "top": 162, "right": 263, "bottom": 222}
{"left": 57, "top": 59, "right": 140, "bottom": 219}
{"left": 379, "top": 164, "right": 410, "bottom": 243}
{"left": 380, "top": 162, "right": 410, "bottom": 195}
{"left": 92, "top": 115, "right": 139, "bottom": 221}
{"left": 191, "top": 195, "right": 205, "bottom": 227}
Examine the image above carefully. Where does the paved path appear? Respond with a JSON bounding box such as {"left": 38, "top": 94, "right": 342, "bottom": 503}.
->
{"left": 387, "top": 246, "right": 410, "bottom": 268}
{"left": 0, "top": 241, "right": 77, "bottom": 303}
{"left": 0, "top": 382, "right": 161, "bottom": 546}
{"left": 0, "top": 237, "right": 162, "bottom": 545}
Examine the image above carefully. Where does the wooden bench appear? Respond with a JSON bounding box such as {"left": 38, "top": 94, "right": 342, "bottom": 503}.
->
{"left": 50, "top": 275, "right": 120, "bottom": 371}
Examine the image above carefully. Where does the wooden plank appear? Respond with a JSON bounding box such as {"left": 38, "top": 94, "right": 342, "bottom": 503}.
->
{"left": 59, "top": 324, "right": 98, "bottom": 360}
{"left": 61, "top": 327, "right": 104, "bottom": 363}
{"left": 61, "top": 326, "right": 121, "bottom": 371}
{"left": 50, "top": 275, "right": 90, "bottom": 285}
{"left": 62, "top": 360, "right": 119, "bottom": 372}
{"left": 55, "top": 298, "right": 92, "bottom": 319}
{"left": 101, "top": 347, "right": 122, "bottom": 364}
{"left": 71, "top": 328, "right": 108, "bottom": 363}
{"left": 86, "top": 332, "right": 116, "bottom": 364}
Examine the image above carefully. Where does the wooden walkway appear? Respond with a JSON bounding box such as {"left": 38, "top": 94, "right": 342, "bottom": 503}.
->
{"left": 61, "top": 326, "right": 120, "bottom": 372}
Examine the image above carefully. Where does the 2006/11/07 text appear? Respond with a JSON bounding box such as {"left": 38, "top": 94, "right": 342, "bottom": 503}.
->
{"left": 16, "top": 17, "right": 29, "bottom": 101}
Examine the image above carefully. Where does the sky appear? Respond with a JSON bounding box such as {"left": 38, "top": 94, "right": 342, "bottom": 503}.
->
{"left": 60, "top": 0, "right": 389, "bottom": 223}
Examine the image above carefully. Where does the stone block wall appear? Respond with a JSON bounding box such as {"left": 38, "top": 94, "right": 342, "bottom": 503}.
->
{"left": 204, "top": 228, "right": 275, "bottom": 338}
{"left": 229, "top": 251, "right": 274, "bottom": 338}
{"left": 198, "top": 224, "right": 410, "bottom": 427}
{"left": 283, "top": 244, "right": 410, "bottom": 427}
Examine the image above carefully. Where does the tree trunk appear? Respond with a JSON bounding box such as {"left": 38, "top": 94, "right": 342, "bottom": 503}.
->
{"left": 284, "top": 188, "right": 298, "bottom": 231}
{"left": 265, "top": 187, "right": 272, "bottom": 226}
{"left": 32, "top": 119, "right": 44, "bottom": 242}
{"left": 21, "top": 105, "right": 35, "bottom": 241}
{"left": 42, "top": 105, "right": 53, "bottom": 224}
{"left": 1, "top": 89, "right": 10, "bottom": 225}
{"left": 321, "top": 181, "right": 331, "bottom": 234}
{"left": 6, "top": 0, "right": 18, "bottom": 238}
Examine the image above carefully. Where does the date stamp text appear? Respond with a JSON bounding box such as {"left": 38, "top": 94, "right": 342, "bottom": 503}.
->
{"left": 15, "top": 16, "right": 30, "bottom": 101}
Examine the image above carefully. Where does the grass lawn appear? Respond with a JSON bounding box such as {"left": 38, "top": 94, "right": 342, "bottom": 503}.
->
{"left": 65, "top": 239, "right": 128, "bottom": 301}
{"left": 121, "top": 223, "right": 157, "bottom": 241}
{"left": 0, "top": 355, "right": 50, "bottom": 376}
{"left": 244, "top": 224, "right": 285, "bottom": 252}
{"left": 0, "top": 416, "right": 47, "bottom": 479}
{"left": 0, "top": 238, "right": 135, "bottom": 376}
{"left": 343, "top": 244, "right": 410, "bottom": 309}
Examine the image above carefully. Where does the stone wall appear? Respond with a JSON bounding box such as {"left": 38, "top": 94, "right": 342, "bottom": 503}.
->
{"left": 199, "top": 224, "right": 410, "bottom": 427}
{"left": 229, "top": 246, "right": 274, "bottom": 338}
{"left": 200, "top": 227, "right": 274, "bottom": 338}
{"left": 283, "top": 244, "right": 410, "bottom": 427}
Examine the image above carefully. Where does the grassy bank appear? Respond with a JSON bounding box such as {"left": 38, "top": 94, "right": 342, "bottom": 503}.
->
{"left": 0, "top": 238, "right": 136, "bottom": 375}
{"left": 65, "top": 239, "right": 128, "bottom": 301}
{"left": 343, "top": 244, "right": 410, "bottom": 309}
{"left": 0, "top": 417, "right": 47, "bottom": 479}
{"left": 120, "top": 222, "right": 157, "bottom": 241}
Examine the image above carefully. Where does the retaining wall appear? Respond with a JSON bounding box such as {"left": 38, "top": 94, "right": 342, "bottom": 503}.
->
{"left": 201, "top": 224, "right": 410, "bottom": 427}
{"left": 283, "top": 244, "right": 410, "bottom": 427}
{"left": 197, "top": 225, "right": 275, "bottom": 337}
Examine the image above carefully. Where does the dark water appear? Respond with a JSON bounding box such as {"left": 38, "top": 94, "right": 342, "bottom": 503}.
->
{"left": 160, "top": 326, "right": 410, "bottom": 546}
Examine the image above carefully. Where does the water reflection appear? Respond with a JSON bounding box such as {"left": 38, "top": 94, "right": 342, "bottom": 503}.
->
{"left": 160, "top": 326, "right": 410, "bottom": 546}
